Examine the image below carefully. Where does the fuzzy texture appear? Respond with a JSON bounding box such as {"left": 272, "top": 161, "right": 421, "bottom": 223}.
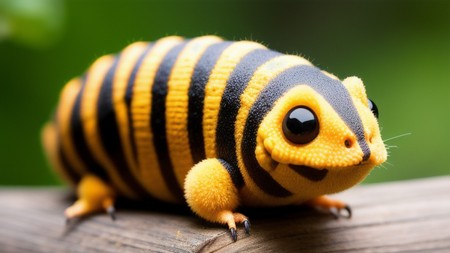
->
{"left": 184, "top": 159, "right": 239, "bottom": 222}
{"left": 42, "top": 35, "right": 387, "bottom": 231}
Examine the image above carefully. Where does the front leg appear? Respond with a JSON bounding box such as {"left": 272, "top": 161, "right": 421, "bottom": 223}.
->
{"left": 305, "top": 195, "right": 352, "bottom": 218}
{"left": 184, "top": 158, "right": 249, "bottom": 242}
{"left": 65, "top": 174, "right": 116, "bottom": 221}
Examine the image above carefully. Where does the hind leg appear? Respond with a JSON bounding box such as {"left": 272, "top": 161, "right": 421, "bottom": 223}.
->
{"left": 65, "top": 174, "right": 116, "bottom": 221}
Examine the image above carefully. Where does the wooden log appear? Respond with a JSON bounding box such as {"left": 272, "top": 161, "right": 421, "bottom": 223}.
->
{"left": 1, "top": 176, "right": 450, "bottom": 252}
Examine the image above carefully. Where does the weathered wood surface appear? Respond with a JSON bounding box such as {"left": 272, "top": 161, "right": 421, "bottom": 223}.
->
{"left": 1, "top": 176, "right": 450, "bottom": 253}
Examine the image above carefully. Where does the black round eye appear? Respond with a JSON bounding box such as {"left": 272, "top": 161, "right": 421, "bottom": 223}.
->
{"left": 368, "top": 99, "right": 379, "bottom": 118}
{"left": 282, "top": 106, "right": 319, "bottom": 145}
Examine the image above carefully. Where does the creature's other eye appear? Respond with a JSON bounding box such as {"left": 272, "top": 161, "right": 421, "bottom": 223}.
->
{"left": 368, "top": 99, "right": 379, "bottom": 118}
{"left": 282, "top": 106, "right": 319, "bottom": 145}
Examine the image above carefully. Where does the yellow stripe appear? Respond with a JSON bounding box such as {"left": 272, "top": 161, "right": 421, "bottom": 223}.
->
{"left": 57, "top": 78, "right": 87, "bottom": 176}
{"left": 111, "top": 41, "right": 148, "bottom": 185}
{"left": 81, "top": 55, "right": 136, "bottom": 198}
{"left": 203, "top": 41, "right": 265, "bottom": 158}
{"left": 166, "top": 36, "right": 223, "bottom": 187}
{"left": 234, "top": 55, "right": 312, "bottom": 199}
{"left": 131, "top": 36, "right": 184, "bottom": 202}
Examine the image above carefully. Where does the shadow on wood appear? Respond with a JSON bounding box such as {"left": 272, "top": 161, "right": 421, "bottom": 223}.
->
{"left": 1, "top": 176, "right": 450, "bottom": 252}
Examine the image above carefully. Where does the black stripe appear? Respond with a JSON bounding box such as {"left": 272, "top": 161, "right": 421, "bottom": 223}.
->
{"left": 71, "top": 75, "right": 109, "bottom": 181}
{"left": 53, "top": 102, "right": 80, "bottom": 184}
{"left": 97, "top": 56, "right": 150, "bottom": 198}
{"left": 242, "top": 65, "right": 370, "bottom": 197}
{"left": 151, "top": 41, "right": 189, "bottom": 200}
{"left": 125, "top": 43, "right": 154, "bottom": 166}
{"left": 289, "top": 164, "right": 328, "bottom": 182}
{"left": 58, "top": 145, "right": 81, "bottom": 184}
{"left": 187, "top": 42, "right": 232, "bottom": 164}
{"left": 55, "top": 109, "right": 81, "bottom": 184}
{"left": 218, "top": 159, "right": 244, "bottom": 189}
{"left": 360, "top": 140, "right": 371, "bottom": 161}
{"left": 216, "top": 49, "right": 280, "bottom": 172}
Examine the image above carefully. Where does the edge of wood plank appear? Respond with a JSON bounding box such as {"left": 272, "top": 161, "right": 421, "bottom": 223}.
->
{"left": 0, "top": 176, "right": 449, "bottom": 252}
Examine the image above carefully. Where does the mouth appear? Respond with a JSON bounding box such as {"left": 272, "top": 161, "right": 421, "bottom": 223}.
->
{"left": 270, "top": 160, "right": 329, "bottom": 182}
{"left": 288, "top": 164, "right": 329, "bottom": 181}
{"left": 264, "top": 144, "right": 328, "bottom": 182}
{"left": 263, "top": 149, "right": 329, "bottom": 182}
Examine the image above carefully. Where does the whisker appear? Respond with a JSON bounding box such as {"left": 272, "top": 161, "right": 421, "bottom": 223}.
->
{"left": 377, "top": 163, "right": 388, "bottom": 170}
{"left": 383, "top": 161, "right": 393, "bottom": 166}
{"left": 383, "top": 133, "right": 412, "bottom": 143}
{"left": 385, "top": 145, "right": 398, "bottom": 149}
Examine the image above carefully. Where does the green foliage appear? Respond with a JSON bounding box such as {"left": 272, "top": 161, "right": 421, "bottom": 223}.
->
{"left": 0, "top": 0, "right": 64, "bottom": 48}
{"left": 0, "top": 0, "right": 449, "bottom": 185}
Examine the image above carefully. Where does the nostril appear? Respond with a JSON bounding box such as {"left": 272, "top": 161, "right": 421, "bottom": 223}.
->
{"left": 344, "top": 139, "right": 353, "bottom": 148}
{"left": 368, "top": 133, "right": 374, "bottom": 144}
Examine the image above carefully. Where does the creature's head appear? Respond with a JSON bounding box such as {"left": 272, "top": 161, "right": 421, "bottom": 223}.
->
{"left": 255, "top": 73, "right": 387, "bottom": 197}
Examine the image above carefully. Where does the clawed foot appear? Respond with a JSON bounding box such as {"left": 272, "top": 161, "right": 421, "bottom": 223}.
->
{"left": 64, "top": 175, "right": 116, "bottom": 223}
{"left": 329, "top": 205, "right": 352, "bottom": 219}
{"left": 306, "top": 195, "right": 352, "bottom": 219}
{"left": 64, "top": 197, "right": 116, "bottom": 223}
{"left": 229, "top": 219, "right": 251, "bottom": 242}
{"left": 219, "top": 211, "right": 251, "bottom": 242}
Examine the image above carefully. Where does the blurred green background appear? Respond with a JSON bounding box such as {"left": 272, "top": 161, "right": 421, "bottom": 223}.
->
{"left": 0, "top": 0, "right": 449, "bottom": 186}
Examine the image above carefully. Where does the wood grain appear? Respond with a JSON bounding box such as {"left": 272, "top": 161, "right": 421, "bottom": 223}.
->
{"left": 1, "top": 176, "right": 450, "bottom": 252}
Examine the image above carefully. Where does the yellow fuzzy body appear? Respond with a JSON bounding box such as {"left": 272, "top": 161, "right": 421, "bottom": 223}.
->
{"left": 42, "top": 36, "right": 387, "bottom": 231}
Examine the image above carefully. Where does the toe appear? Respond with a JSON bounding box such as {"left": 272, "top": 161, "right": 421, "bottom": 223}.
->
{"left": 306, "top": 195, "right": 352, "bottom": 219}
{"left": 243, "top": 220, "right": 251, "bottom": 234}
{"left": 229, "top": 227, "right": 237, "bottom": 242}
{"left": 106, "top": 205, "right": 116, "bottom": 221}
{"left": 219, "top": 211, "right": 251, "bottom": 242}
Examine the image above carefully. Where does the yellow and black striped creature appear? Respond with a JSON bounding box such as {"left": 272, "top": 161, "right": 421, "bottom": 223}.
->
{"left": 42, "top": 35, "right": 387, "bottom": 241}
